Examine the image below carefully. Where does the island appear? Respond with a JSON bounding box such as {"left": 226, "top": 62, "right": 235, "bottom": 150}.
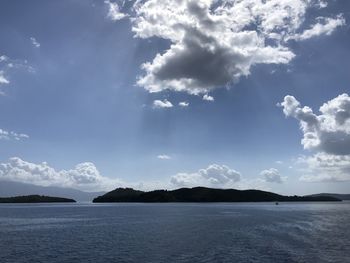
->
{"left": 93, "top": 187, "right": 341, "bottom": 203}
{"left": 0, "top": 195, "right": 76, "bottom": 203}
{"left": 307, "top": 193, "right": 350, "bottom": 200}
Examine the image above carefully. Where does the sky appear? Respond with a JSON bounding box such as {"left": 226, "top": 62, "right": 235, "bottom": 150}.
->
{"left": 0, "top": 0, "right": 350, "bottom": 195}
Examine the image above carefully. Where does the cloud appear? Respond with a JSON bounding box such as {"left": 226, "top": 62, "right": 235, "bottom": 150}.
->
{"left": 281, "top": 93, "right": 350, "bottom": 182}
{"left": 153, "top": 99, "right": 173, "bottom": 108}
{"left": 317, "top": 0, "right": 327, "bottom": 9}
{"left": 0, "top": 55, "right": 8, "bottom": 63}
{"left": 260, "top": 168, "right": 284, "bottom": 183}
{"left": 105, "top": 0, "right": 128, "bottom": 21}
{"left": 203, "top": 94, "right": 214, "bottom": 101}
{"left": 0, "top": 157, "right": 120, "bottom": 191}
{"left": 0, "top": 54, "right": 35, "bottom": 94}
{"left": 30, "top": 37, "right": 40, "bottom": 48}
{"left": 298, "top": 153, "right": 350, "bottom": 182}
{"left": 0, "top": 55, "right": 10, "bottom": 85}
{"left": 126, "top": 0, "right": 344, "bottom": 95}
{"left": 0, "top": 129, "right": 29, "bottom": 141}
{"left": 171, "top": 164, "right": 241, "bottom": 188}
{"left": 0, "top": 158, "right": 273, "bottom": 191}
{"left": 280, "top": 93, "right": 350, "bottom": 155}
{"left": 157, "top": 154, "right": 171, "bottom": 160}
{"left": 179, "top": 101, "right": 189, "bottom": 107}
{"left": 291, "top": 15, "right": 345, "bottom": 41}
{"left": 0, "top": 70, "right": 9, "bottom": 85}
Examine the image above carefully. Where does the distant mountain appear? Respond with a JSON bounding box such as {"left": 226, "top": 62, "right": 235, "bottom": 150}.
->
{"left": 0, "top": 181, "right": 105, "bottom": 202}
{"left": 93, "top": 187, "right": 341, "bottom": 203}
{"left": 308, "top": 193, "right": 350, "bottom": 200}
{"left": 0, "top": 195, "right": 76, "bottom": 203}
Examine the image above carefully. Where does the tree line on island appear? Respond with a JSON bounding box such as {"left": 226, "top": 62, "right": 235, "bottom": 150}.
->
{"left": 0, "top": 186, "right": 347, "bottom": 203}
{"left": 0, "top": 195, "right": 76, "bottom": 203}
{"left": 92, "top": 187, "right": 341, "bottom": 203}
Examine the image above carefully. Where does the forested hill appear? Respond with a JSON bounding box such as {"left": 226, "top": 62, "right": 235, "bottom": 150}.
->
{"left": 0, "top": 195, "right": 76, "bottom": 203}
{"left": 93, "top": 187, "right": 341, "bottom": 203}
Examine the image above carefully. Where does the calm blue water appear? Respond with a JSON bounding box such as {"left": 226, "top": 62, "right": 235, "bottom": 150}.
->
{"left": 0, "top": 202, "right": 349, "bottom": 263}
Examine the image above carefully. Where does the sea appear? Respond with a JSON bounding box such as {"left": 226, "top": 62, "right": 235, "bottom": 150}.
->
{"left": 0, "top": 202, "right": 349, "bottom": 263}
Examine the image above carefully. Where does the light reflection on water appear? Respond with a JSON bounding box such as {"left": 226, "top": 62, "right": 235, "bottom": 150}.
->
{"left": 0, "top": 202, "right": 349, "bottom": 263}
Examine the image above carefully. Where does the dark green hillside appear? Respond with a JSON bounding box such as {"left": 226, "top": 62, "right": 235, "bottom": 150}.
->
{"left": 93, "top": 187, "right": 341, "bottom": 203}
{"left": 0, "top": 195, "right": 76, "bottom": 203}
{"left": 307, "top": 193, "right": 350, "bottom": 200}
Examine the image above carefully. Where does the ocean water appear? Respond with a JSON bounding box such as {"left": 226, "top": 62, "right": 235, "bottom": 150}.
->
{"left": 0, "top": 202, "right": 349, "bottom": 263}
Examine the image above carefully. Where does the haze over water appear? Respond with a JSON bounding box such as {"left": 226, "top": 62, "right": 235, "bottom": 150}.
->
{"left": 1, "top": 202, "right": 349, "bottom": 263}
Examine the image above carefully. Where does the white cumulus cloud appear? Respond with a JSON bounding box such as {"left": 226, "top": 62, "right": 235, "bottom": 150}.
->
{"left": 260, "top": 168, "right": 284, "bottom": 183}
{"left": 280, "top": 93, "right": 350, "bottom": 182}
{"left": 203, "top": 94, "right": 214, "bottom": 101}
{"left": 153, "top": 99, "right": 173, "bottom": 108}
{"left": 0, "top": 157, "right": 120, "bottom": 191}
{"left": 171, "top": 164, "right": 241, "bottom": 188}
{"left": 317, "top": 0, "right": 327, "bottom": 9}
{"left": 0, "top": 70, "right": 9, "bottom": 85}
{"left": 280, "top": 93, "right": 350, "bottom": 155}
{"left": 124, "top": 0, "right": 344, "bottom": 95}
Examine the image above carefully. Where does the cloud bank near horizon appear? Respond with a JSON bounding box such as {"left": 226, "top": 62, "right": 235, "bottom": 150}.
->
{"left": 260, "top": 168, "right": 284, "bottom": 183}
{"left": 0, "top": 157, "right": 120, "bottom": 192}
{"left": 0, "top": 158, "right": 273, "bottom": 192}
{"left": 171, "top": 164, "right": 241, "bottom": 188}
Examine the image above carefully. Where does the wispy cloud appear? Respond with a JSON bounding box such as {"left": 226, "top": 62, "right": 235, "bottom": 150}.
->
{"left": 179, "top": 101, "right": 189, "bottom": 107}
{"left": 0, "top": 53, "right": 35, "bottom": 94}
{"left": 30, "top": 37, "right": 41, "bottom": 48}
{"left": 0, "top": 129, "right": 29, "bottom": 141}
{"left": 290, "top": 15, "right": 345, "bottom": 41}
{"left": 153, "top": 99, "right": 173, "bottom": 109}
{"left": 104, "top": 0, "right": 128, "bottom": 21}
{"left": 157, "top": 154, "right": 171, "bottom": 160}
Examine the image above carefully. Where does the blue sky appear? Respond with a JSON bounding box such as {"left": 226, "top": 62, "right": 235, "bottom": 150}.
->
{"left": 0, "top": 0, "right": 350, "bottom": 194}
